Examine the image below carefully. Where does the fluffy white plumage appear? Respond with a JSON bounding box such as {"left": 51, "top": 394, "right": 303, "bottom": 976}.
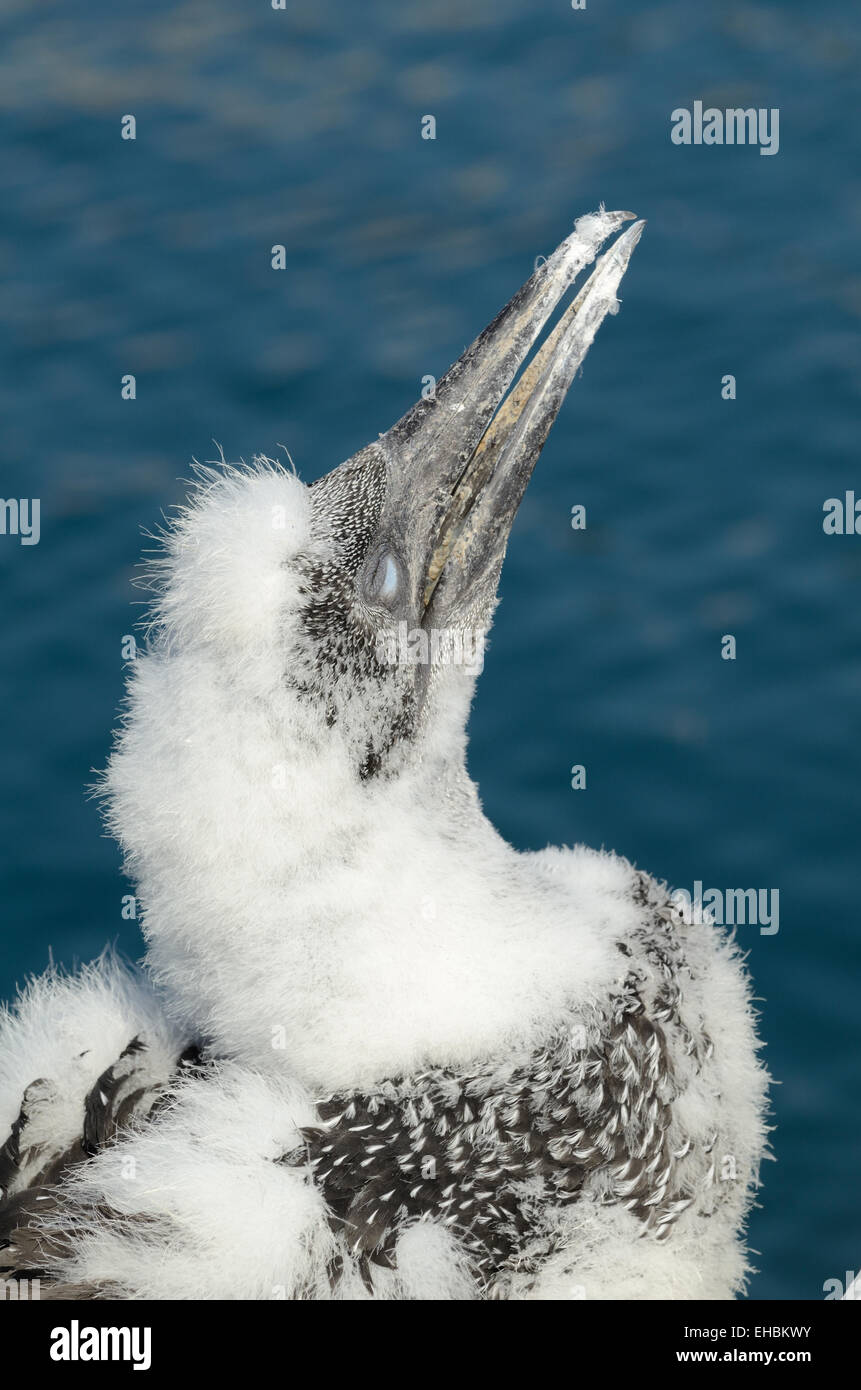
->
{"left": 0, "top": 210, "right": 769, "bottom": 1299}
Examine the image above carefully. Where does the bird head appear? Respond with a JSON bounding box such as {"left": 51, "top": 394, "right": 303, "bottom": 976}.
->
{"left": 265, "top": 208, "right": 644, "bottom": 780}
{"left": 120, "top": 210, "right": 644, "bottom": 810}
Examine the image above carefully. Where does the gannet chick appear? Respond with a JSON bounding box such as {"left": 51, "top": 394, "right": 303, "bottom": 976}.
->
{"left": 0, "top": 210, "right": 768, "bottom": 1300}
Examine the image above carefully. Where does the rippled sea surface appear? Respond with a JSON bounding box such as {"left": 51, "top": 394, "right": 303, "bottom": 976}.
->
{"left": 1, "top": 0, "right": 859, "bottom": 1299}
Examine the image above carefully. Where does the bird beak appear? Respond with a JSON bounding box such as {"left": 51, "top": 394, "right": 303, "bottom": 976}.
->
{"left": 378, "top": 211, "right": 645, "bottom": 627}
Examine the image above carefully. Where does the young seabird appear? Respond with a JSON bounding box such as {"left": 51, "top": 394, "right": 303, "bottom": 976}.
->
{"left": 0, "top": 209, "right": 768, "bottom": 1300}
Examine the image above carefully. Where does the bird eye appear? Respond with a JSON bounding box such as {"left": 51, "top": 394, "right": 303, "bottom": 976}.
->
{"left": 364, "top": 549, "right": 402, "bottom": 606}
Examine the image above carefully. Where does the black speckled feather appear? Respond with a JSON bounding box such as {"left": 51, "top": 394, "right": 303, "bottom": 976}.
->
{"left": 285, "top": 873, "right": 713, "bottom": 1295}
{"left": 0, "top": 877, "right": 717, "bottom": 1298}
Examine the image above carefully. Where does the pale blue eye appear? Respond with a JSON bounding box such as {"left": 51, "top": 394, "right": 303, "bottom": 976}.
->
{"left": 366, "top": 550, "right": 401, "bottom": 604}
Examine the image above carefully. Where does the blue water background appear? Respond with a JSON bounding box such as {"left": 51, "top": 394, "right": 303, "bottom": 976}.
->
{"left": 1, "top": 0, "right": 859, "bottom": 1299}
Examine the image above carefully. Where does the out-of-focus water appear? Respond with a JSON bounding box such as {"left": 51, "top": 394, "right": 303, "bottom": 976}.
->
{"left": 1, "top": 0, "right": 859, "bottom": 1299}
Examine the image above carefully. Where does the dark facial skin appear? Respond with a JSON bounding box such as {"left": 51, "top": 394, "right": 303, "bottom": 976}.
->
{"left": 290, "top": 216, "right": 644, "bottom": 779}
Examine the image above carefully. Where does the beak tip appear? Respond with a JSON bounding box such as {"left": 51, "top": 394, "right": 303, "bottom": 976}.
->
{"left": 608, "top": 218, "right": 647, "bottom": 272}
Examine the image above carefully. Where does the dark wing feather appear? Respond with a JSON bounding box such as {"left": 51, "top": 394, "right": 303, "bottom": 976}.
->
{"left": 0, "top": 1037, "right": 204, "bottom": 1293}
{"left": 287, "top": 873, "right": 710, "bottom": 1296}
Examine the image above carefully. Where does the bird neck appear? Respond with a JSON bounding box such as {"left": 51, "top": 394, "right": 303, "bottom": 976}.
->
{"left": 105, "top": 644, "right": 625, "bottom": 1090}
